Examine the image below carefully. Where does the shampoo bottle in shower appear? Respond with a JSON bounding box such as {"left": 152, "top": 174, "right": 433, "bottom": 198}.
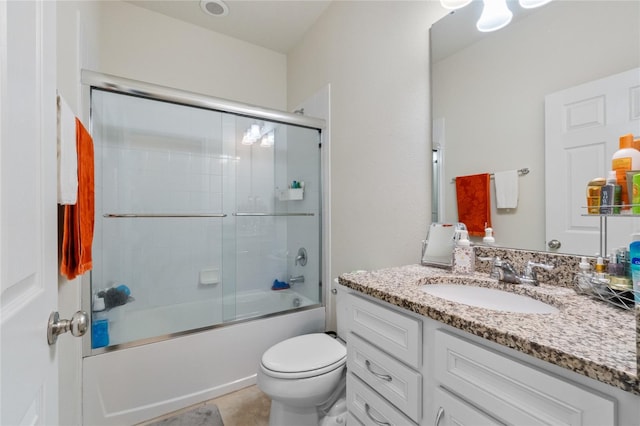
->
{"left": 91, "top": 293, "right": 108, "bottom": 349}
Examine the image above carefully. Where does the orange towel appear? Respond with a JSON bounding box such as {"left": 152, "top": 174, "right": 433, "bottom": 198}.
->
{"left": 60, "top": 118, "right": 94, "bottom": 279}
{"left": 455, "top": 173, "right": 491, "bottom": 237}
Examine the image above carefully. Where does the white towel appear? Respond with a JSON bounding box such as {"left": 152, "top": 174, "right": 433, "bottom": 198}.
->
{"left": 494, "top": 170, "right": 519, "bottom": 209}
{"left": 57, "top": 93, "right": 78, "bottom": 204}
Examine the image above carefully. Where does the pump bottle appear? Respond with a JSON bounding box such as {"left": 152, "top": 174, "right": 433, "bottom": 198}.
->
{"left": 452, "top": 229, "right": 475, "bottom": 275}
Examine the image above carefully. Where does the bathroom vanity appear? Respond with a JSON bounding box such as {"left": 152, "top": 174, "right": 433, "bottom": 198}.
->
{"left": 337, "top": 262, "right": 640, "bottom": 425}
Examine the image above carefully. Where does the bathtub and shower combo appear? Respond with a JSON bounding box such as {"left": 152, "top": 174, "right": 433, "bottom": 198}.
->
{"left": 80, "top": 71, "right": 326, "bottom": 425}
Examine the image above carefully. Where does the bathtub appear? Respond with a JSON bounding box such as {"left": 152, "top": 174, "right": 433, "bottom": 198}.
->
{"left": 104, "top": 289, "right": 317, "bottom": 347}
{"left": 82, "top": 289, "right": 324, "bottom": 426}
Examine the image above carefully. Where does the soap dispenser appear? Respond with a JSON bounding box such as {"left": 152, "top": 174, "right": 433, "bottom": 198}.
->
{"left": 483, "top": 227, "right": 495, "bottom": 245}
{"left": 453, "top": 229, "right": 475, "bottom": 275}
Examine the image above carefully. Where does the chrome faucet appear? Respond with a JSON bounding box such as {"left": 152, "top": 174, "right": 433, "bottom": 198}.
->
{"left": 289, "top": 275, "right": 305, "bottom": 284}
{"left": 494, "top": 258, "right": 521, "bottom": 284}
{"left": 481, "top": 257, "right": 553, "bottom": 286}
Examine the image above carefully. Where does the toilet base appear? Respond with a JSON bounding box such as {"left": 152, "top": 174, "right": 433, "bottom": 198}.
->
{"left": 269, "top": 400, "right": 319, "bottom": 426}
{"left": 268, "top": 395, "right": 348, "bottom": 426}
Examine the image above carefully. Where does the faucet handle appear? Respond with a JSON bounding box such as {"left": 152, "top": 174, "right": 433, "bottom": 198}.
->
{"left": 478, "top": 256, "right": 501, "bottom": 265}
{"left": 521, "top": 261, "right": 554, "bottom": 285}
{"left": 525, "top": 261, "right": 554, "bottom": 273}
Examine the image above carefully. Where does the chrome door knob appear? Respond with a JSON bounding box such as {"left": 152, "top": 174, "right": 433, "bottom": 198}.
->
{"left": 47, "top": 310, "right": 88, "bottom": 345}
{"left": 548, "top": 239, "right": 561, "bottom": 250}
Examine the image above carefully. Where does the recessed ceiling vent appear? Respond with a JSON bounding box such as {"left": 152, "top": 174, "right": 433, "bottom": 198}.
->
{"left": 200, "top": 0, "right": 229, "bottom": 17}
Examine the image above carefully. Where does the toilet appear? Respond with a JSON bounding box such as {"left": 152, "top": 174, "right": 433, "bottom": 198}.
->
{"left": 257, "top": 333, "right": 347, "bottom": 426}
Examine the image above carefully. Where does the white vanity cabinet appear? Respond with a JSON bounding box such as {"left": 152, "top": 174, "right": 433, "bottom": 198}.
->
{"left": 337, "top": 285, "right": 640, "bottom": 426}
{"left": 343, "top": 292, "right": 423, "bottom": 425}
{"left": 433, "top": 330, "right": 615, "bottom": 426}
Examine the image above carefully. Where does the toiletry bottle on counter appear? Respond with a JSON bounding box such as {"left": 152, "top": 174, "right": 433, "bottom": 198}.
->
{"left": 630, "top": 233, "right": 640, "bottom": 304}
{"left": 599, "top": 171, "right": 621, "bottom": 214}
{"left": 595, "top": 256, "right": 606, "bottom": 280}
{"left": 612, "top": 133, "right": 640, "bottom": 211}
{"left": 452, "top": 229, "right": 474, "bottom": 275}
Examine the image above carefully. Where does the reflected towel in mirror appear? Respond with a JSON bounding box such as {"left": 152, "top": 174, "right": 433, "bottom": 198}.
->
{"left": 494, "top": 169, "right": 519, "bottom": 209}
{"left": 455, "top": 173, "right": 491, "bottom": 236}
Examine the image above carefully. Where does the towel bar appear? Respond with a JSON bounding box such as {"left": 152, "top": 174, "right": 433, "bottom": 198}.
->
{"left": 450, "top": 167, "right": 529, "bottom": 183}
{"left": 104, "top": 213, "right": 227, "bottom": 218}
{"left": 233, "top": 212, "right": 315, "bottom": 217}
{"left": 105, "top": 213, "right": 316, "bottom": 218}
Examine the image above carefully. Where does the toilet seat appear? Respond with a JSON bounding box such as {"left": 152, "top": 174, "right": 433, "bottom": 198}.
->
{"left": 261, "top": 333, "right": 346, "bottom": 379}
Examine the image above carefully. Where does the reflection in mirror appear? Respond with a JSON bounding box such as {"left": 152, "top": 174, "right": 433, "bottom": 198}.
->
{"left": 431, "top": 0, "right": 640, "bottom": 256}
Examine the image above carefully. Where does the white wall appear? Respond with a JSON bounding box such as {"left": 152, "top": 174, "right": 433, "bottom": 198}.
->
{"left": 287, "top": 2, "right": 448, "bottom": 285}
{"left": 94, "top": 1, "right": 287, "bottom": 109}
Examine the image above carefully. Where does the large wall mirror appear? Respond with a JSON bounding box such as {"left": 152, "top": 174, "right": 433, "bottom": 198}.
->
{"left": 431, "top": 0, "right": 640, "bottom": 257}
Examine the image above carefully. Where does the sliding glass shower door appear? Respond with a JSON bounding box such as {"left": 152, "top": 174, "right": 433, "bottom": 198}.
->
{"left": 90, "top": 89, "right": 321, "bottom": 350}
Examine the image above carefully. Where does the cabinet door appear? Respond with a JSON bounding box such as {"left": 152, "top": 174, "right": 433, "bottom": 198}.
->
{"left": 347, "top": 373, "right": 417, "bottom": 426}
{"left": 348, "top": 332, "right": 422, "bottom": 422}
{"left": 432, "top": 387, "right": 504, "bottom": 426}
{"left": 347, "top": 293, "right": 422, "bottom": 368}
{"left": 434, "top": 330, "right": 616, "bottom": 426}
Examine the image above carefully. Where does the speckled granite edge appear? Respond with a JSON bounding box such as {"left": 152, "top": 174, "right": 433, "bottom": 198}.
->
{"left": 338, "top": 263, "right": 640, "bottom": 396}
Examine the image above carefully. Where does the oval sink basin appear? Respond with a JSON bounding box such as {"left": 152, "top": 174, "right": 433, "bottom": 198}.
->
{"left": 420, "top": 284, "right": 559, "bottom": 314}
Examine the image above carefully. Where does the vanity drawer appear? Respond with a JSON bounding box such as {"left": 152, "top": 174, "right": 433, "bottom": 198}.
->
{"left": 434, "top": 330, "right": 615, "bottom": 426}
{"left": 347, "top": 412, "right": 364, "bottom": 426}
{"left": 432, "top": 386, "right": 503, "bottom": 426}
{"left": 347, "top": 332, "right": 422, "bottom": 422}
{"left": 347, "top": 372, "right": 417, "bottom": 426}
{"left": 347, "top": 293, "right": 422, "bottom": 368}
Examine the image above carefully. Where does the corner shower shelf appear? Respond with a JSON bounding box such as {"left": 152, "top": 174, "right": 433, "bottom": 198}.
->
{"left": 277, "top": 188, "right": 304, "bottom": 201}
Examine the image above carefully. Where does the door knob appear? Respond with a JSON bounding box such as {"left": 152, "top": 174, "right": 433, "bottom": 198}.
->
{"left": 47, "top": 310, "right": 88, "bottom": 345}
{"left": 548, "top": 239, "right": 561, "bottom": 249}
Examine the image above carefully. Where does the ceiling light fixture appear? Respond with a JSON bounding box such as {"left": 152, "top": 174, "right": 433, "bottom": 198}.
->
{"left": 518, "top": 0, "right": 552, "bottom": 9}
{"left": 441, "top": 0, "right": 553, "bottom": 32}
{"left": 477, "top": 0, "right": 513, "bottom": 32}
{"left": 440, "top": 0, "right": 473, "bottom": 10}
{"left": 260, "top": 131, "right": 275, "bottom": 148}
{"left": 241, "top": 124, "right": 275, "bottom": 147}
{"left": 200, "top": 0, "right": 229, "bottom": 17}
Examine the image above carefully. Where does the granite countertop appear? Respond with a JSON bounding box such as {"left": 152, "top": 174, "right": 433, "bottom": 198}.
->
{"left": 338, "top": 264, "right": 640, "bottom": 395}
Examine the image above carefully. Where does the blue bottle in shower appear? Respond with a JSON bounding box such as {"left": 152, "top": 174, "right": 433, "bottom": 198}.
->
{"left": 91, "top": 311, "right": 109, "bottom": 349}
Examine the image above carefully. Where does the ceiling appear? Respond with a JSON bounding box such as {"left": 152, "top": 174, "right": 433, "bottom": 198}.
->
{"left": 126, "top": 0, "right": 333, "bottom": 54}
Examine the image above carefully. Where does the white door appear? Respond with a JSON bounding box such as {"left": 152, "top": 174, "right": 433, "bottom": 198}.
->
{"left": 545, "top": 68, "right": 640, "bottom": 256}
{"left": 1, "top": 1, "right": 59, "bottom": 425}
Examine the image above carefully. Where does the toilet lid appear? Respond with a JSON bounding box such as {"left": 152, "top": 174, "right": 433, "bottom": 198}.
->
{"left": 262, "top": 333, "right": 346, "bottom": 374}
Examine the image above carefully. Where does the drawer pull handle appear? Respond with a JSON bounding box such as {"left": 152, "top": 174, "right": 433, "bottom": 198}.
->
{"left": 365, "top": 403, "right": 391, "bottom": 426}
{"left": 434, "top": 407, "right": 445, "bottom": 426}
{"left": 365, "top": 360, "right": 392, "bottom": 382}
